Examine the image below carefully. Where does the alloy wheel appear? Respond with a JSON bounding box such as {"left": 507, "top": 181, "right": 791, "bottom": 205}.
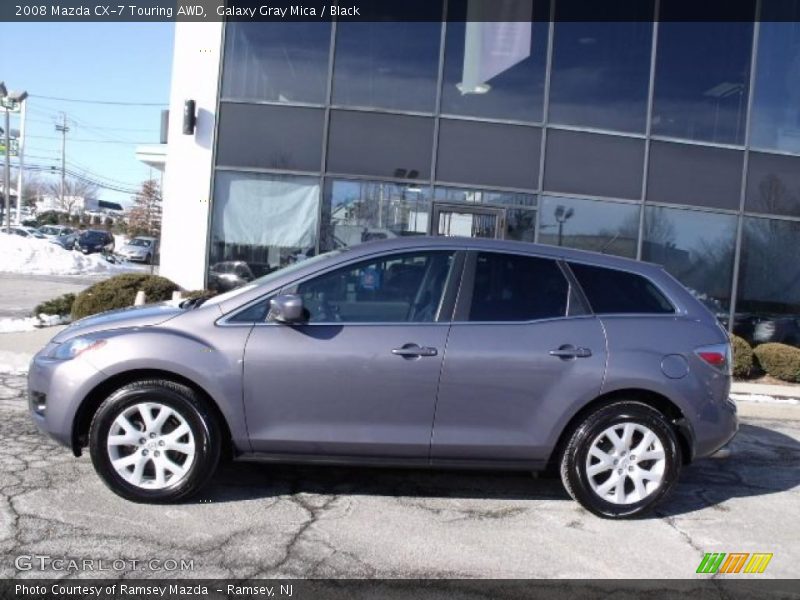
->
{"left": 584, "top": 422, "right": 666, "bottom": 505}
{"left": 106, "top": 402, "right": 195, "bottom": 490}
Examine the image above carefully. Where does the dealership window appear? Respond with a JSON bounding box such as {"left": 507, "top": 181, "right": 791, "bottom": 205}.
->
{"left": 543, "top": 129, "right": 644, "bottom": 199}
{"left": 436, "top": 119, "right": 541, "bottom": 189}
{"left": 548, "top": 0, "right": 654, "bottom": 133}
{"left": 319, "top": 179, "right": 432, "bottom": 253}
{"left": 736, "top": 217, "right": 800, "bottom": 346}
{"left": 327, "top": 111, "right": 433, "bottom": 179}
{"left": 208, "top": 172, "right": 320, "bottom": 289}
{"left": 294, "top": 251, "right": 455, "bottom": 323}
{"left": 647, "top": 141, "right": 744, "bottom": 211}
{"left": 469, "top": 252, "right": 569, "bottom": 322}
{"left": 331, "top": 2, "right": 442, "bottom": 112}
{"left": 434, "top": 187, "right": 537, "bottom": 241}
{"left": 750, "top": 2, "right": 800, "bottom": 155}
{"left": 641, "top": 206, "right": 736, "bottom": 313}
{"left": 216, "top": 103, "right": 325, "bottom": 172}
{"left": 221, "top": 21, "right": 332, "bottom": 104}
{"left": 745, "top": 152, "right": 800, "bottom": 217}
{"left": 538, "top": 196, "right": 639, "bottom": 258}
{"left": 440, "top": 0, "right": 549, "bottom": 123}
{"left": 651, "top": 1, "right": 755, "bottom": 144}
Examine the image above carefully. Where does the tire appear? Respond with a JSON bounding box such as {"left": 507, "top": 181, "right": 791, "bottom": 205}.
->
{"left": 559, "top": 401, "right": 681, "bottom": 519}
{"left": 145, "top": 253, "right": 152, "bottom": 265}
{"left": 89, "top": 379, "right": 221, "bottom": 503}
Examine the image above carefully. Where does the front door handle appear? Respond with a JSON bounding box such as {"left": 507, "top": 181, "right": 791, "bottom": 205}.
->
{"left": 392, "top": 344, "right": 438, "bottom": 358}
{"left": 549, "top": 345, "right": 592, "bottom": 359}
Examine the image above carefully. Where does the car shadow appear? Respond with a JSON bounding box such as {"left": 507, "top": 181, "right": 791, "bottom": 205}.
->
{"left": 656, "top": 423, "right": 800, "bottom": 517}
{"left": 199, "top": 423, "right": 800, "bottom": 518}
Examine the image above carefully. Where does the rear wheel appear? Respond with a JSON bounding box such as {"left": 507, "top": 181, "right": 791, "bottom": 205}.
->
{"left": 560, "top": 401, "right": 681, "bottom": 518}
{"left": 89, "top": 380, "right": 221, "bottom": 503}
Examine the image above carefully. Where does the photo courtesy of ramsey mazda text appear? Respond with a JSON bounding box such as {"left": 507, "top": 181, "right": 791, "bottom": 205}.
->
{"left": 28, "top": 237, "right": 737, "bottom": 518}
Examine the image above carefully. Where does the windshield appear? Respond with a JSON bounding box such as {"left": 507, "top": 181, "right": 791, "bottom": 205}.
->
{"left": 129, "top": 238, "right": 152, "bottom": 247}
{"left": 82, "top": 231, "right": 105, "bottom": 240}
{"left": 203, "top": 250, "right": 344, "bottom": 307}
{"left": 40, "top": 227, "right": 59, "bottom": 235}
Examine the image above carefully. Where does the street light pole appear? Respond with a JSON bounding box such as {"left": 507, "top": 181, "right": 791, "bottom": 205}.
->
{"left": 3, "top": 105, "right": 10, "bottom": 232}
{"left": 0, "top": 83, "right": 28, "bottom": 232}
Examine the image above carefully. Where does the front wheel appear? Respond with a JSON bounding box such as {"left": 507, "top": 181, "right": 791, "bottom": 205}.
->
{"left": 89, "top": 380, "right": 221, "bottom": 503}
{"left": 560, "top": 401, "right": 681, "bottom": 518}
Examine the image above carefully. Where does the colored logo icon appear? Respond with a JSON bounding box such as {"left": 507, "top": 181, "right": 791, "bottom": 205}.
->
{"left": 696, "top": 553, "right": 773, "bottom": 574}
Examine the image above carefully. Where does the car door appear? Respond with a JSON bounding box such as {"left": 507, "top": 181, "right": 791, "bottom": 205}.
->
{"left": 242, "top": 249, "right": 463, "bottom": 458}
{"left": 431, "top": 250, "right": 607, "bottom": 463}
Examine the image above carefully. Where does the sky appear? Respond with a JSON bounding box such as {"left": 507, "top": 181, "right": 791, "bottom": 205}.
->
{"left": 1, "top": 22, "right": 175, "bottom": 207}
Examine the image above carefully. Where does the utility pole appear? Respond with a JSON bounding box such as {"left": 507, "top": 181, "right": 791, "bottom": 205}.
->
{"left": 55, "top": 113, "right": 69, "bottom": 212}
{"left": 15, "top": 99, "right": 26, "bottom": 224}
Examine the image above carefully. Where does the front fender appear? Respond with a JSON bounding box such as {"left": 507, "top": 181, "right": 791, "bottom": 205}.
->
{"left": 83, "top": 325, "right": 253, "bottom": 451}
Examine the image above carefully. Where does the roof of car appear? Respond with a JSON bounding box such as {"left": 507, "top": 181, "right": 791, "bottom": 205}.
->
{"left": 340, "top": 236, "right": 660, "bottom": 271}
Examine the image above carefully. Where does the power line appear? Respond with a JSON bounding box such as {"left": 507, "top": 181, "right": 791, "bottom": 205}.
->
{"left": 25, "top": 115, "right": 157, "bottom": 133}
{"left": 24, "top": 134, "right": 154, "bottom": 145}
{"left": 30, "top": 94, "right": 168, "bottom": 107}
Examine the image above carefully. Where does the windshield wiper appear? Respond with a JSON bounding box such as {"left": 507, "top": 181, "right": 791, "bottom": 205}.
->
{"left": 179, "top": 297, "right": 208, "bottom": 310}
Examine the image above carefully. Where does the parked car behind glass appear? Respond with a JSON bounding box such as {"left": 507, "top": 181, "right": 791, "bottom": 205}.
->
{"left": 28, "top": 237, "right": 737, "bottom": 518}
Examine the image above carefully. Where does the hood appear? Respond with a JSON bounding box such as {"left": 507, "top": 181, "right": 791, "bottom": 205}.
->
{"left": 52, "top": 302, "right": 184, "bottom": 343}
{"left": 120, "top": 243, "right": 149, "bottom": 253}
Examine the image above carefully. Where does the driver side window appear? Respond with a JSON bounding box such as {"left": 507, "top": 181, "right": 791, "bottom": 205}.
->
{"left": 294, "top": 251, "right": 456, "bottom": 323}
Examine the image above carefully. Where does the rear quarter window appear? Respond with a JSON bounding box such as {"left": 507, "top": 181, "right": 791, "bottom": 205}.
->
{"left": 569, "top": 262, "right": 674, "bottom": 315}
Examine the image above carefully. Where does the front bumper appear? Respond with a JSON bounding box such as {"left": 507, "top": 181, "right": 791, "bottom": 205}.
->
{"left": 27, "top": 350, "right": 106, "bottom": 451}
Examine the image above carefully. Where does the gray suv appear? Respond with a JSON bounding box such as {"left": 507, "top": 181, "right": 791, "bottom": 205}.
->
{"left": 28, "top": 237, "right": 737, "bottom": 518}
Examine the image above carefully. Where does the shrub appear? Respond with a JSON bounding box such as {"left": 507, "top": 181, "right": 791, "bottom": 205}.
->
{"left": 731, "top": 334, "right": 754, "bottom": 379}
{"left": 35, "top": 210, "right": 61, "bottom": 226}
{"left": 34, "top": 293, "right": 76, "bottom": 317}
{"left": 753, "top": 343, "right": 800, "bottom": 383}
{"left": 71, "top": 274, "right": 179, "bottom": 320}
{"left": 183, "top": 289, "right": 219, "bottom": 301}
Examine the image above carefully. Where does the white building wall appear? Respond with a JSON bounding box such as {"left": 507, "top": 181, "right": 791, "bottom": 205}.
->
{"left": 160, "top": 22, "right": 223, "bottom": 290}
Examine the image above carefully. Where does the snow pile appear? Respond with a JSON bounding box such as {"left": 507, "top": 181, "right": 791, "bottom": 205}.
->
{"left": 0, "top": 314, "right": 70, "bottom": 333}
{"left": 0, "top": 232, "right": 126, "bottom": 276}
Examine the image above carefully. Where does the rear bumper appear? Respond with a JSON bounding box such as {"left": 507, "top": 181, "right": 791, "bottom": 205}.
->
{"left": 692, "top": 395, "right": 739, "bottom": 459}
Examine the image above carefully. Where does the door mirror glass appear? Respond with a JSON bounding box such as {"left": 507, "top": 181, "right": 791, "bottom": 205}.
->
{"left": 268, "top": 294, "right": 306, "bottom": 324}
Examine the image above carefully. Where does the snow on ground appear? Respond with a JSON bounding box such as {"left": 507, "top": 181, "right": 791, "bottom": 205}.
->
{"left": 0, "top": 314, "right": 69, "bottom": 333}
{"left": 0, "top": 232, "right": 135, "bottom": 276}
{"left": 731, "top": 393, "right": 800, "bottom": 405}
{"left": 0, "top": 351, "right": 30, "bottom": 374}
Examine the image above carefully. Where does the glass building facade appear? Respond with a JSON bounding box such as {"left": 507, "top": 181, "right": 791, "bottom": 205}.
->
{"left": 208, "top": 0, "right": 800, "bottom": 347}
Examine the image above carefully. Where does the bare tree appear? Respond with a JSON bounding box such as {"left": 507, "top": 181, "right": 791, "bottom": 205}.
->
{"left": 127, "top": 179, "right": 162, "bottom": 238}
{"left": 45, "top": 176, "right": 99, "bottom": 215}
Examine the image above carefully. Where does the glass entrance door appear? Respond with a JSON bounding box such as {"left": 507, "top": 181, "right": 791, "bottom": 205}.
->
{"left": 432, "top": 204, "right": 505, "bottom": 239}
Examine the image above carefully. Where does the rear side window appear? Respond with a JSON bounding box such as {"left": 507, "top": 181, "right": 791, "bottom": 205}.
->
{"left": 569, "top": 263, "right": 674, "bottom": 314}
{"left": 469, "top": 252, "right": 569, "bottom": 322}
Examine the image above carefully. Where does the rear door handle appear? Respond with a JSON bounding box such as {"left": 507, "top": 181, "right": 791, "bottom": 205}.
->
{"left": 392, "top": 344, "right": 438, "bottom": 358}
{"left": 549, "top": 345, "right": 592, "bottom": 359}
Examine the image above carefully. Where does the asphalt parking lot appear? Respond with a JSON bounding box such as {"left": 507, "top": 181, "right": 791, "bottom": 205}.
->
{"left": 1, "top": 372, "right": 798, "bottom": 579}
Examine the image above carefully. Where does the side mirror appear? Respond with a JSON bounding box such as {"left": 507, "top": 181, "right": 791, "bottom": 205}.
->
{"left": 268, "top": 294, "right": 306, "bottom": 324}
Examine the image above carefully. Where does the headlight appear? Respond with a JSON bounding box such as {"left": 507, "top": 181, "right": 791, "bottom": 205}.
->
{"left": 47, "top": 337, "right": 106, "bottom": 360}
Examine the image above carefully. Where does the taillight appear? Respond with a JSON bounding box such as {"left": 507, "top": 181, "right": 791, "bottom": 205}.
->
{"left": 695, "top": 343, "right": 731, "bottom": 374}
